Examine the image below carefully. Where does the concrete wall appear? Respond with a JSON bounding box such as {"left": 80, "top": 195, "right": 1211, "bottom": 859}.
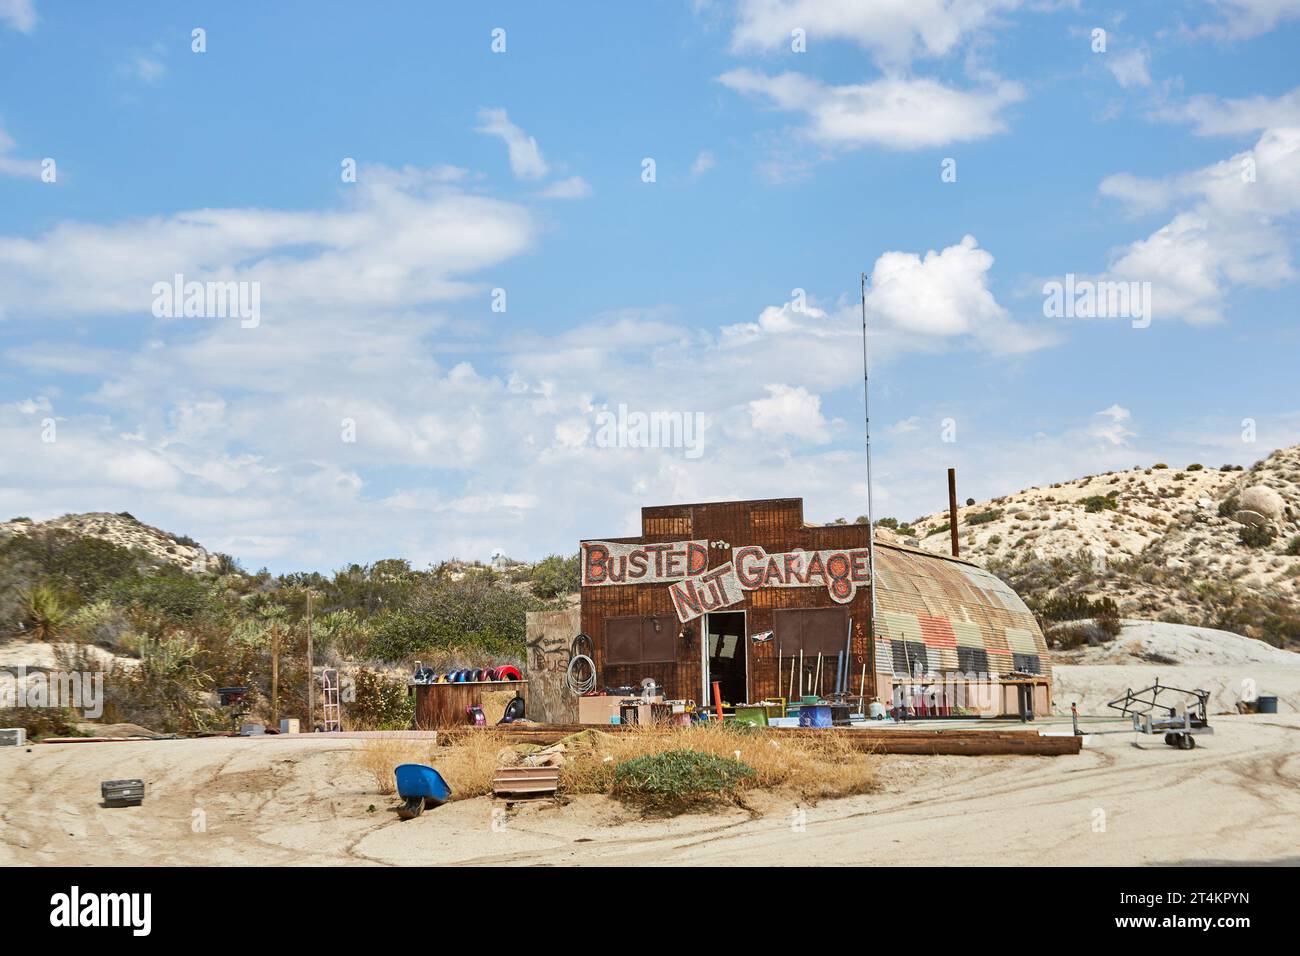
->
{"left": 523, "top": 606, "right": 581, "bottom": 724}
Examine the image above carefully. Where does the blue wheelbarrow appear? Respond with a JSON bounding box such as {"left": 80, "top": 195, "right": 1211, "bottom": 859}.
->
{"left": 394, "top": 763, "right": 452, "bottom": 819}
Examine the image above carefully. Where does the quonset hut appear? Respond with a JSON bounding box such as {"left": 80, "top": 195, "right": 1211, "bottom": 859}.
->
{"left": 579, "top": 497, "right": 1052, "bottom": 717}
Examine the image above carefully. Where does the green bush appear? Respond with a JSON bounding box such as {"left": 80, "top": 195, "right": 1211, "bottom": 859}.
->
{"left": 1285, "top": 535, "right": 1300, "bottom": 557}
{"left": 612, "top": 750, "right": 753, "bottom": 807}
{"left": 1153, "top": 463, "right": 1169, "bottom": 469}
{"left": 529, "top": 553, "right": 581, "bottom": 598}
{"left": 966, "top": 509, "right": 1001, "bottom": 525}
{"left": 1238, "top": 523, "right": 1276, "bottom": 548}
{"left": 1218, "top": 495, "right": 1239, "bottom": 518}
{"left": 348, "top": 667, "right": 414, "bottom": 730}
{"left": 1081, "top": 494, "right": 1118, "bottom": 513}
{"left": 1186, "top": 463, "right": 1204, "bottom": 471}
{"left": 106, "top": 571, "right": 216, "bottom": 620}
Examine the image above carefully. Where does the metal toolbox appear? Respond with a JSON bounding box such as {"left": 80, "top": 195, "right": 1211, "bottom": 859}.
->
{"left": 101, "top": 778, "right": 145, "bottom": 807}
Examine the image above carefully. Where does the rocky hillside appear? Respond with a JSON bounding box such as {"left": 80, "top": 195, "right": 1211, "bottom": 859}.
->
{"left": 900, "top": 445, "right": 1300, "bottom": 648}
{"left": 0, "top": 512, "right": 220, "bottom": 573}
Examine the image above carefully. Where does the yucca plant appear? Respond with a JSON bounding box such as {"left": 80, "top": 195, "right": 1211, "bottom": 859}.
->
{"left": 21, "top": 585, "right": 69, "bottom": 641}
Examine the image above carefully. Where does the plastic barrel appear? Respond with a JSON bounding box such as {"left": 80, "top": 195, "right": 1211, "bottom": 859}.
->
{"left": 1257, "top": 695, "right": 1278, "bottom": 714}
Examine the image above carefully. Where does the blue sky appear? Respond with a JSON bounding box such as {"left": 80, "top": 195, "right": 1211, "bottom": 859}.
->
{"left": 1, "top": 0, "right": 1298, "bottom": 572}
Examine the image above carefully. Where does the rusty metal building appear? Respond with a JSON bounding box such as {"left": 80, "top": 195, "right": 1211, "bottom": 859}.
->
{"left": 579, "top": 497, "right": 1052, "bottom": 716}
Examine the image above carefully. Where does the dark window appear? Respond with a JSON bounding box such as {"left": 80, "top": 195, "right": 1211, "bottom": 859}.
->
{"left": 890, "top": 640, "right": 928, "bottom": 676}
{"left": 603, "top": 615, "right": 678, "bottom": 665}
{"left": 1012, "top": 653, "right": 1041, "bottom": 674}
{"left": 774, "top": 607, "right": 849, "bottom": 656}
{"left": 956, "top": 646, "right": 989, "bottom": 673}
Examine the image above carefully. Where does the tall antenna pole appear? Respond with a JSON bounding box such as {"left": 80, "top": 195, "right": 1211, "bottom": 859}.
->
{"left": 860, "top": 273, "right": 878, "bottom": 687}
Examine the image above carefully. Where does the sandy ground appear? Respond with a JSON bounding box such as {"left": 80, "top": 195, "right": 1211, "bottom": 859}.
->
{"left": 2, "top": 713, "right": 1296, "bottom": 867}
{"left": 1053, "top": 664, "right": 1299, "bottom": 715}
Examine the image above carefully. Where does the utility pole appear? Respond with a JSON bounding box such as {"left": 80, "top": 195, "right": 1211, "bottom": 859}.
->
{"left": 305, "top": 590, "right": 314, "bottom": 731}
{"left": 860, "top": 273, "right": 878, "bottom": 686}
{"left": 948, "top": 467, "right": 960, "bottom": 558}
{"left": 270, "top": 623, "right": 280, "bottom": 729}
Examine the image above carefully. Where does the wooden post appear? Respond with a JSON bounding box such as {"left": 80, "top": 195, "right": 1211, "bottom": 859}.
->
{"left": 271, "top": 625, "right": 280, "bottom": 729}
{"left": 305, "top": 591, "right": 314, "bottom": 731}
{"left": 947, "top": 467, "right": 960, "bottom": 558}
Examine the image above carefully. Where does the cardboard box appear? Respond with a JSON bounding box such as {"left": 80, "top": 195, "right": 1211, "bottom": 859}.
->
{"left": 279, "top": 719, "right": 300, "bottom": 734}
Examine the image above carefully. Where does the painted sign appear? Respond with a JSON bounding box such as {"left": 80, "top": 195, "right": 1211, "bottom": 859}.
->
{"left": 733, "top": 545, "right": 871, "bottom": 603}
{"left": 581, "top": 539, "right": 708, "bottom": 586}
{"left": 667, "top": 562, "right": 745, "bottom": 622}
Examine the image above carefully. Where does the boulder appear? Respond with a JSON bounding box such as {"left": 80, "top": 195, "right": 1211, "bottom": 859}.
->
{"left": 1237, "top": 485, "right": 1285, "bottom": 523}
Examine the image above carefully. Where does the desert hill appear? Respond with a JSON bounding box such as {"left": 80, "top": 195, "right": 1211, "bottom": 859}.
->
{"left": 0, "top": 511, "right": 221, "bottom": 573}
{"left": 901, "top": 446, "right": 1300, "bottom": 648}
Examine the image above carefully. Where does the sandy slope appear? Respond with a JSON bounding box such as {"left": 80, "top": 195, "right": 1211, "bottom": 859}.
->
{"left": 2, "top": 714, "right": 1296, "bottom": 867}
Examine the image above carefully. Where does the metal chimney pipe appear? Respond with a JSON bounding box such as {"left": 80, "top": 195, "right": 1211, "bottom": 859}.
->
{"left": 947, "top": 467, "right": 960, "bottom": 558}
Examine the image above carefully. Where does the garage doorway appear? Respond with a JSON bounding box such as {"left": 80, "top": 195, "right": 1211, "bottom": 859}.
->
{"left": 702, "top": 611, "right": 747, "bottom": 706}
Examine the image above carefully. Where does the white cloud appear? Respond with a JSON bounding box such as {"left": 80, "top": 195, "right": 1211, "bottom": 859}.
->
{"left": 729, "top": 0, "right": 1018, "bottom": 69}
{"left": 690, "top": 150, "right": 715, "bottom": 177}
{"left": 475, "top": 107, "right": 548, "bottom": 180}
{"left": 1156, "top": 85, "right": 1300, "bottom": 136}
{"left": 0, "top": 0, "right": 35, "bottom": 32}
{"left": 1197, "top": 0, "right": 1300, "bottom": 39}
{"left": 1089, "top": 404, "right": 1135, "bottom": 446}
{"left": 0, "top": 164, "right": 537, "bottom": 319}
{"left": 748, "top": 384, "right": 831, "bottom": 443}
{"left": 538, "top": 175, "right": 592, "bottom": 199}
{"left": 865, "top": 235, "right": 1057, "bottom": 352}
{"left": 1099, "top": 126, "right": 1300, "bottom": 324}
{"left": 1105, "top": 47, "right": 1150, "bottom": 89}
{"left": 718, "top": 69, "right": 1024, "bottom": 150}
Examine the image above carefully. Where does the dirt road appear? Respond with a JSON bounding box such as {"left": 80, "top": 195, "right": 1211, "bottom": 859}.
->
{"left": 2, "top": 714, "right": 1296, "bottom": 866}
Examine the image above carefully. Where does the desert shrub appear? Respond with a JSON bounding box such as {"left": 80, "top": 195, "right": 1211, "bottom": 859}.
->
{"left": 1285, "top": 535, "right": 1300, "bottom": 557}
{"left": 966, "top": 509, "right": 1001, "bottom": 525}
{"left": 106, "top": 571, "right": 216, "bottom": 620}
{"left": 1186, "top": 463, "right": 1204, "bottom": 471}
{"left": 365, "top": 577, "right": 543, "bottom": 661}
{"left": 1153, "top": 463, "right": 1168, "bottom": 469}
{"left": 348, "top": 667, "right": 414, "bottom": 730}
{"left": 612, "top": 749, "right": 753, "bottom": 807}
{"left": 925, "top": 521, "right": 950, "bottom": 538}
{"left": 529, "top": 553, "right": 581, "bottom": 598}
{"left": 1218, "top": 495, "right": 1239, "bottom": 518}
{"left": 0, "top": 707, "right": 85, "bottom": 740}
{"left": 1081, "top": 494, "right": 1118, "bottom": 513}
{"left": 66, "top": 599, "right": 133, "bottom": 650}
{"left": 18, "top": 585, "right": 70, "bottom": 641}
{"left": 1238, "top": 524, "right": 1276, "bottom": 548}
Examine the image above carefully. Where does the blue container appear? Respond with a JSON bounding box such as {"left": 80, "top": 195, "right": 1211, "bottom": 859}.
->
{"left": 394, "top": 764, "right": 452, "bottom": 806}
{"left": 1257, "top": 695, "right": 1278, "bottom": 714}
{"left": 798, "top": 704, "right": 833, "bottom": 728}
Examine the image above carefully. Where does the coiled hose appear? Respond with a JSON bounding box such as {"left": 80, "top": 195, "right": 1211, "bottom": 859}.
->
{"left": 566, "top": 633, "right": 596, "bottom": 695}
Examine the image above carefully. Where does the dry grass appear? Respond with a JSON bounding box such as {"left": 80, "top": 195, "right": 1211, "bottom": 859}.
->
{"left": 557, "top": 724, "right": 877, "bottom": 804}
{"left": 353, "top": 739, "right": 439, "bottom": 795}
{"left": 353, "top": 724, "right": 877, "bottom": 810}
